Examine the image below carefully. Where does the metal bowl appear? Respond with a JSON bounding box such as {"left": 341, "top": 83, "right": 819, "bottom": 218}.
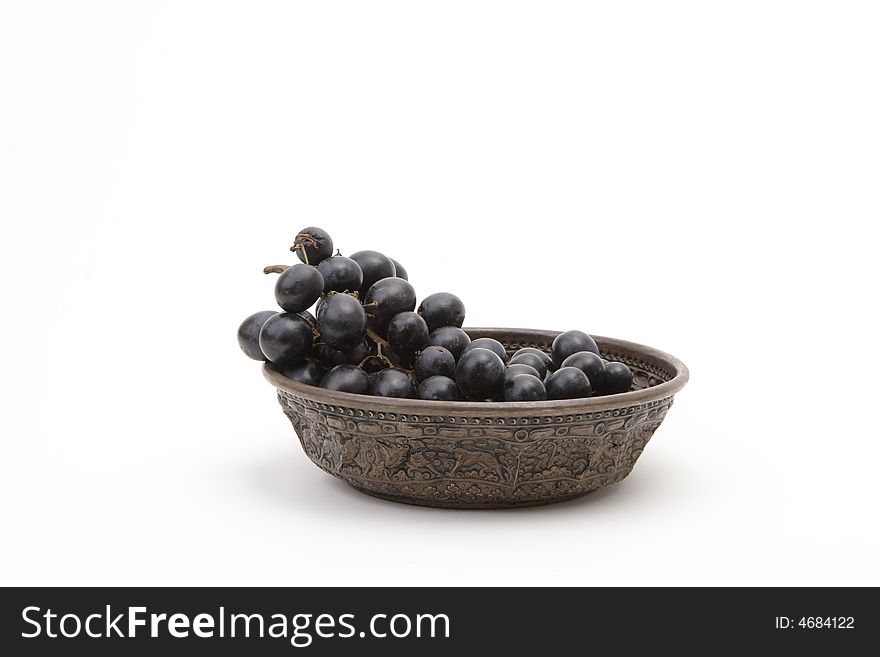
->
{"left": 264, "top": 328, "right": 688, "bottom": 509}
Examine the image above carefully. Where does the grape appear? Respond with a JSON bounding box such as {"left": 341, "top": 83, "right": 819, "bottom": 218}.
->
{"left": 418, "top": 376, "right": 461, "bottom": 401}
{"left": 320, "top": 364, "right": 370, "bottom": 394}
{"left": 561, "top": 351, "right": 606, "bottom": 391}
{"left": 274, "top": 264, "right": 324, "bottom": 313}
{"left": 412, "top": 346, "right": 454, "bottom": 382}
{"left": 602, "top": 362, "right": 634, "bottom": 395}
{"left": 545, "top": 367, "right": 592, "bottom": 400}
{"left": 551, "top": 330, "right": 599, "bottom": 368}
{"left": 291, "top": 227, "right": 333, "bottom": 265}
{"left": 417, "top": 293, "right": 465, "bottom": 333}
{"left": 317, "top": 339, "right": 373, "bottom": 367}
{"left": 462, "top": 337, "right": 508, "bottom": 363}
{"left": 278, "top": 358, "right": 325, "bottom": 386}
{"left": 511, "top": 347, "right": 554, "bottom": 373}
{"left": 504, "top": 375, "right": 547, "bottom": 401}
{"left": 363, "top": 277, "right": 417, "bottom": 337}
{"left": 369, "top": 368, "right": 417, "bottom": 398}
{"left": 387, "top": 311, "right": 428, "bottom": 359}
{"left": 508, "top": 352, "right": 547, "bottom": 378}
{"left": 505, "top": 363, "right": 541, "bottom": 380}
{"left": 258, "top": 312, "right": 314, "bottom": 365}
{"left": 316, "top": 293, "right": 368, "bottom": 350}
{"left": 317, "top": 255, "right": 363, "bottom": 294}
{"left": 390, "top": 258, "right": 408, "bottom": 280}
{"left": 237, "top": 310, "right": 276, "bottom": 361}
{"left": 350, "top": 250, "right": 396, "bottom": 298}
{"left": 426, "top": 326, "right": 471, "bottom": 361}
{"left": 455, "top": 348, "right": 505, "bottom": 401}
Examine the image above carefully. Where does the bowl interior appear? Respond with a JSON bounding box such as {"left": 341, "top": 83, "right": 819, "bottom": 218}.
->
{"left": 264, "top": 328, "right": 688, "bottom": 413}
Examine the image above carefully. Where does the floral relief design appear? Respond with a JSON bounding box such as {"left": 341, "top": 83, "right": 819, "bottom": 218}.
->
{"left": 277, "top": 391, "right": 675, "bottom": 508}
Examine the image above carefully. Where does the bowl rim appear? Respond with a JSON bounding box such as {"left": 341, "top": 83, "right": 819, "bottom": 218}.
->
{"left": 263, "top": 328, "right": 689, "bottom": 413}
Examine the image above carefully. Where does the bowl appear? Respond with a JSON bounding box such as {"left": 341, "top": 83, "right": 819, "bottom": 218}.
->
{"left": 263, "top": 328, "right": 688, "bottom": 509}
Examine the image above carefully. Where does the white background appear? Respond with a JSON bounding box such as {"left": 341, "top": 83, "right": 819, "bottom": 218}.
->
{"left": 1, "top": 1, "right": 878, "bottom": 586}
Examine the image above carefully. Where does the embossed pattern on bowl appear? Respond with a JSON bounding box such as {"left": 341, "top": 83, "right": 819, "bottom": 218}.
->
{"left": 264, "top": 328, "right": 689, "bottom": 509}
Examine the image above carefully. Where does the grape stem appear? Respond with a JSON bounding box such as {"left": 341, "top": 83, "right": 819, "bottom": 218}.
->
{"left": 367, "top": 329, "right": 404, "bottom": 370}
{"left": 291, "top": 232, "right": 321, "bottom": 265}
{"left": 263, "top": 265, "right": 289, "bottom": 274}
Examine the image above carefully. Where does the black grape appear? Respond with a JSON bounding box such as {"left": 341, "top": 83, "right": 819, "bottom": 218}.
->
{"left": 417, "top": 293, "right": 465, "bottom": 333}
{"left": 418, "top": 376, "right": 461, "bottom": 401}
{"left": 274, "top": 264, "right": 324, "bottom": 313}
{"left": 511, "top": 347, "right": 554, "bottom": 373}
{"left": 507, "top": 352, "right": 547, "bottom": 378}
{"left": 237, "top": 310, "right": 276, "bottom": 361}
{"left": 317, "top": 255, "right": 363, "bottom": 294}
{"left": 426, "top": 326, "right": 471, "bottom": 361}
{"left": 505, "top": 363, "right": 541, "bottom": 380}
{"left": 545, "top": 367, "right": 592, "bottom": 400}
{"left": 390, "top": 258, "right": 408, "bottom": 280}
{"left": 317, "top": 339, "right": 373, "bottom": 367}
{"left": 387, "top": 311, "right": 429, "bottom": 358}
{"left": 258, "top": 312, "right": 314, "bottom": 366}
{"left": 462, "top": 337, "right": 508, "bottom": 363}
{"left": 278, "top": 358, "right": 325, "bottom": 386}
{"left": 454, "top": 348, "right": 505, "bottom": 401}
{"left": 561, "top": 351, "right": 606, "bottom": 391}
{"left": 350, "top": 250, "right": 396, "bottom": 299}
{"left": 551, "top": 330, "right": 599, "bottom": 368}
{"left": 363, "top": 277, "right": 416, "bottom": 337}
{"left": 316, "top": 293, "right": 368, "bottom": 350}
{"left": 413, "top": 346, "right": 456, "bottom": 382}
{"left": 320, "top": 364, "right": 370, "bottom": 394}
{"left": 369, "top": 369, "right": 417, "bottom": 399}
{"left": 602, "top": 362, "right": 634, "bottom": 395}
{"left": 291, "top": 227, "right": 334, "bottom": 265}
{"left": 503, "top": 375, "right": 547, "bottom": 402}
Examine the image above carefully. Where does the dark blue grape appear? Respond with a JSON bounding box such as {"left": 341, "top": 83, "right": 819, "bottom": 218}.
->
{"left": 455, "top": 348, "right": 505, "bottom": 401}
{"left": 278, "top": 358, "right": 325, "bottom": 386}
{"left": 426, "top": 326, "right": 471, "bottom": 361}
{"left": 545, "top": 366, "right": 592, "bottom": 400}
{"left": 602, "top": 362, "right": 633, "bottom": 395}
{"left": 317, "top": 339, "right": 373, "bottom": 367}
{"left": 511, "top": 347, "right": 554, "bottom": 373}
{"left": 551, "top": 330, "right": 599, "bottom": 368}
{"left": 320, "top": 364, "right": 370, "bottom": 394}
{"left": 237, "top": 310, "right": 276, "bottom": 361}
{"left": 350, "top": 250, "right": 396, "bottom": 298}
{"left": 413, "top": 346, "right": 455, "bottom": 382}
{"left": 462, "top": 337, "right": 508, "bottom": 363}
{"left": 387, "top": 311, "right": 428, "bottom": 359}
{"left": 508, "top": 352, "right": 547, "bottom": 378}
{"left": 505, "top": 363, "right": 541, "bottom": 380}
{"left": 417, "top": 292, "right": 465, "bottom": 333}
{"left": 561, "top": 351, "right": 606, "bottom": 391}
{"left": 291, "top": 227, "right": 333, "bottom": 265}
{"left": 369, "top": 368, "right": 417, "bottom": 398}
{"left": 418, "top": 376, "right": 461, "bottom": 401}
{"left": 317, "top": 293, "right": 368, "bottom": 350}
{"left": 363, "top": 277, "right": 416, "bottom": 337}
{"left": 390, "top": 258, "right": 408, "bottom": 280}
{"left": 275, "top": 264, "right": 323, "bottom": 313}
{"left": 504, "top": 374, "right": 547, "bottom": 401}
{"left": 258, "top": 312, "right": 314, "bottom": 366}
{"left": 317, "top": 255, "right": 363, "bottom": 294}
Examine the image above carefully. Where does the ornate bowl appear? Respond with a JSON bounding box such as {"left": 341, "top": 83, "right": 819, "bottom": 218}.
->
{"left": 263, "top": 328, "right": 689, "bottom": 509}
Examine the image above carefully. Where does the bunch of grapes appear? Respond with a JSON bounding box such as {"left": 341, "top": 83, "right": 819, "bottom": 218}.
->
{"left": 238, "top": 227, "right": 634, "bottom": 401}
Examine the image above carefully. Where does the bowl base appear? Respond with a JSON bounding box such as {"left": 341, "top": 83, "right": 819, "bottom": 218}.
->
{"left": 346, "top": 483, "right": 601, "bottom": 510}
